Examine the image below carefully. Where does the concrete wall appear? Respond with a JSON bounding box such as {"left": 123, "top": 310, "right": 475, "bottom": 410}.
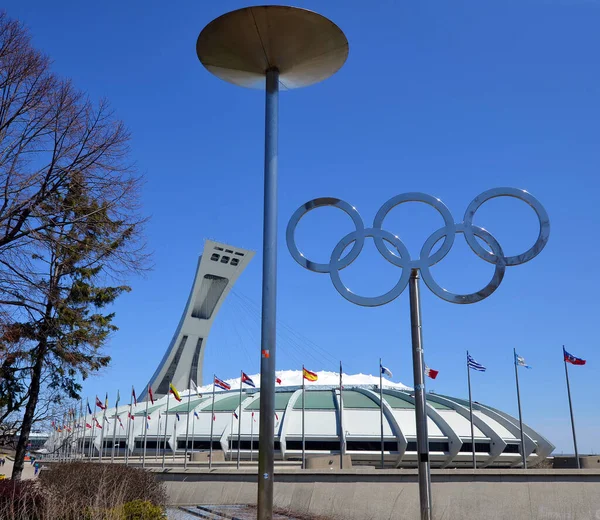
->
{"left": 157, "top": 468, "right": 600, "bottom": 520}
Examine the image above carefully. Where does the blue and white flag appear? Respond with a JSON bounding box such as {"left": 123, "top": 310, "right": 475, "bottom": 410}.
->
{"left": 467, "top": 353, "right": 486, "bottom": 372}
{"left": 193, "top": 410, "right": 199, "bottom": 419}
{"left": 515, "top": 352, "right": 532, "bottom": 369}
{"left": 380, "top": 365, "right": 393, "bottom": 378}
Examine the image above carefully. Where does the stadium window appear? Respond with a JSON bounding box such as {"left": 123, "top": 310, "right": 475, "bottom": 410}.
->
{"left": 460, "top": 442, "right": 490, "bottom": 453}
{"left": 211, "top": 253, "right": 220, "bottom": 261}
{"left": 234, "top": 251, "right": 244, "bottom": 256}
{"left": 503, "top": 444, "right": 520, "bottom": 454}
{"left": 225, "top": 249, "right": 233, "bottom": 253}
{"left": 220, "top": 256, "right": 230, "bottom": 264}
{"left": 215, "top": 246, "right": 224, "bottom": 251}
{"left": 231, "top": 258, "right": 239, "bottom": 266}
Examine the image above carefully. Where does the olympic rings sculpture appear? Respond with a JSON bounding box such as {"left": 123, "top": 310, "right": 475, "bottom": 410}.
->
{"left": 286, "top": 188, "right": 550, "bottom": 307}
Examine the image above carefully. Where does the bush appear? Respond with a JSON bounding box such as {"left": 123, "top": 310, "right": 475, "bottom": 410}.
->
{"left": 0, "top": 479, "right": 46, "bottom": 520}
{"left": 38, "top": 462, "right": 166, "bottom": 520}
{"left": 119, "top": 500, "right": 166, "bottom": 520}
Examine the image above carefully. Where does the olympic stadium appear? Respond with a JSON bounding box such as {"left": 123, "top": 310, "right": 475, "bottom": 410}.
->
{"left": 44, "top": 239, "right": 555, "bottom": 468}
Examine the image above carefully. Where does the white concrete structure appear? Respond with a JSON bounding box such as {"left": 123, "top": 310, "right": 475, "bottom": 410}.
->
{"left": 142, "top": 240, "right": 254, "bottom": 398}
{"left": 69, "top": 371, "right": 554, "bottom": 469}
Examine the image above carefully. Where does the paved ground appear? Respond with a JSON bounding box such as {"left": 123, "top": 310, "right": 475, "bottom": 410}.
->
{"left": 169, "top": 505, "right": 305, "bottom": 520}
{"left": 0, "top": 458, "right": 38, "bottom": 480}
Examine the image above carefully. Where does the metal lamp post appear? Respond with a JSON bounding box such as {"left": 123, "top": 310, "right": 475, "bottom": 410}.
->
{"left": 196, "top": 7, "right": 348, "bottom": 520}
{"left": 287, "top": 188, "right": 550, "bottom": 520}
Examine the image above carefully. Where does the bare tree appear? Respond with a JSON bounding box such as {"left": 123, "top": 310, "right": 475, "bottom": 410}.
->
{"left": 0, "top": 12, "right": 149, "bottom": 479}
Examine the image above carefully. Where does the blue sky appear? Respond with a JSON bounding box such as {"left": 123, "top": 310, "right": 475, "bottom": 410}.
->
{"left": 6, "top": 0, "right": 599, "bottom": 453}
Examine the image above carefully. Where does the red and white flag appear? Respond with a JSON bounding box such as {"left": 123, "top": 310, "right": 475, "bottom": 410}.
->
{"left": 95, "top": 396, "right": 106, "bottom": 410}
{"left": 424, "top": 365, "right": 439, "bottom": 380}
{"left": 148, "top": 386, "right": 155, "bottom": 405}
{"left": 276, "top": 377, "right": 282, "bottom": 385}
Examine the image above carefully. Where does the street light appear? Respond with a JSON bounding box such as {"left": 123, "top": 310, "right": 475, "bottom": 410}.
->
{"left": 196, "top": 6, "right": 348, "bottom": 520}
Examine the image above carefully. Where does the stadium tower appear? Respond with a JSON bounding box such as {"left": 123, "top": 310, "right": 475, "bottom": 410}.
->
{"left": 142, "top": 240, "right": 254, "bottom": 398}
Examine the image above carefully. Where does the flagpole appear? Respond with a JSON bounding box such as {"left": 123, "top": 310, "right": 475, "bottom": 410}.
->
{"left": 184, "top": 377, "right": 192, "bottom": 470}
{"left": 77, "top": 401, "right": 83, "bottom": 460}
{"left": 250, "top": 412, "right": 254, "bottom": 462}
{"left": 380, "top": 358, "right": 384, "bottom": 469}
{"left": 513, "top": 347, "right": 527, "bottom": 469}
{"left": 237, "top": 370, "right": 243, "bottom": 469}
{"left": 89, "top": 403, "right": 96, "bottom": 459}
{"left": 302, "top": 364, "right": 306, "bottom": 470}
{"left": 229, "top": 417, "right": 234, "bottom": 461}
{"left": 111, "top": 391, "right": 120, "bottom": 463}
{"left": 143, "top": 386, "right": 150, "bottom": 467}
{"left": 191, "top": 408, "right": 196, "bottom": 461}
{"left": 99, "top": 394, "right": 108, "bottom": 462}
{"left": 162, "top": 384, "right": 171, "bottom": 469}
{"left": 173, "top": 419, "right": 177, "bottom": 463}
{"left": 563, "top": 345, "right": 580, "bottom": 469}
{"left": 209, "top": 374, "right": 216, "bottom": 470}
{"left": 155, "top": 411, "right": 160, "bottom": 461}
{"left": 339, "top": 361, "right": 344, "bottom": 470}
{"left": 125, "top": 387, "right": 133, "bottom": 466}
{"left": 467, "top": 350, "right": 476, "bottom": 470}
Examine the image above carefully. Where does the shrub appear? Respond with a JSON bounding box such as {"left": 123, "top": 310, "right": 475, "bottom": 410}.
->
{"left": 0, "top": 479, "right": 46, "bottom": 520}
{"left": 119, "top": 500, "right": 166, "bottom": 520}
{"left": 38, "top": 462, "right": 166, "bottom": 519}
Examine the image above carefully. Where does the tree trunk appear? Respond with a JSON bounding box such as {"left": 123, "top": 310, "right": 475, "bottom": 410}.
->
{"left": 12, "top": 341, "right": 46, "bottom": 480}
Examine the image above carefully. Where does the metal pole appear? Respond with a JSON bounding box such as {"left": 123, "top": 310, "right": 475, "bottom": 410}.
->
{"left": 111, "top": 392, "right": 119, "bottom": 463}
{"left": 125, "top": 389, "right": 133, "bottom": 465}
{"left": 229, "top": 417, "right": 233, "bottom": 461}
{"left": 514, "top": 348, "right": 527, "bottom": 469}
{"left": 237, "top": 370, "right": 243, "bottom": 469}
{"left": 209, "top": 375, "right": 216, "bottom": 470}
{"left": 184, "top": 377, "right": 192, "bottom": 469}
{"left": 155, "top": 411, "right": 160, "bottom": 461}
{"left": 467, "top": 351, "right": 476, "bottom": 469}
{"left": 99, "top": 395, "right": 107, "bottom": 462}
{"left": 302, "top": 364, "right": 306, "bottom": 470}
{"left": 339, "top": 361, "right": 344, "bottom": 470}
{"left": 142, "top": 388, "right": 150, "bottom": 467}
{"left": 191, "top": 409, "right": 196, "bottom": 461}
{"left": 89, "top": 407, "right": 96, "bottom": 459}
{"left": 380, "top": 358, "right": 384, "bottom": 469}
{"left": 173, "top": 419, "right": 177, "bottom": 463}
{"left": 162, "top": 388, "right": 170, "bottom": 469}
{"left": 563, "top": 346, "right": 580, "bottom": 469}
{"left": 409, "top": 269, "right": 432, "bottom": 520}
{"left": 257, "top": 67, "right": 279, "bottom": 520}
{"left": 250, "top": 412, "right": 255, "bottom": 462}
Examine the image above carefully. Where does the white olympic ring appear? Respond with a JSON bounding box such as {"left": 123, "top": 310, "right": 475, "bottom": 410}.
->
{"left": 286, "top": 187, "right": 550, "bottom": 306}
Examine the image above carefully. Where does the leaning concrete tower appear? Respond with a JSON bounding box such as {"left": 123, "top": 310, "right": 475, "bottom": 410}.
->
{"left": 143, "top": 240, "right": 254, "bottom": 398}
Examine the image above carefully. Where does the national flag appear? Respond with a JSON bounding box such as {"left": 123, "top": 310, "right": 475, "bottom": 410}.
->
{"left": 128, "top": 412, "right": 135, "bottom": 421}
{"left": 191, "top": 379, "right": 202, "bottom": 397}
{"left": 87, "top": 402, "right": 92, "bottom": 414}
{"left": 176, "top": 412, "right": 180, "bottom": 421}
{"left": 276, "top": 377, "right": 282, "bottom": 385}
{"left": 104, "top": 415, "right": 110, "bottom": 425}
{"left": 117, "top": 415, "right": 124, "bottom": 429}
{"left": 564, "top": 347, "right": 586, "bottom": 366}
{"left": 424, "top": 365, "right": 439, "bottom": 379}
{"left": 169, "top": 383, "right": 182, "bottom": 402}
{"left": 95, "top": 396, "right": 106, "bottom": 410}
{"left": 252, "top": 411, "right": 256, "bottom": 422}
{"left": 515, "top": 352, "right": 532, "bottom": 369}
{"left": 94, "top": 417, "right": 102, "bottom": 429}
{"left": 132, "top": 387, "right": 137, "bottom": 406}
{"left": 148, "top": 386, "right": 155, "bottom": 405}
{"left": 241, "top": 372, "right": 255, "bottom": 387}
{"left": 467, "top": 353, "right": 486, "bottom": 372}
{"left": 194, "top": 411, "right": 199, "bottom": 419}
{"left": 303, "top": 368, "right": 318, "bottom": 382}
{"left": 214, "top": 377, "right": 231, "bottom": 391}
{"left": 104, "top": 393, "right": 108, "bottom": 409}
{"left": 86, "top": 423, "right": 92, "bottom": 429}
{"left": 275, "top": 412, "right": 279, "bottom": 421}
{"left": 233, "top": 411, "right": 238, "bottom": 419}
{"left": 213, "top": 414, "right": 216, "bottom": 421}
{"left": 380, "top": 365, "right": 393, "bottom": 378}
{"left": 115, "top": 389, "right": 120, "bottom": 408}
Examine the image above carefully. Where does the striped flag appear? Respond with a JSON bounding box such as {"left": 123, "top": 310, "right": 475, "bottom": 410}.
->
{"left": 95, "top": 396, "right": 106, "bottom": 410}
{"left": 87, "top": 402, "right": 93, "bottom": 414}
{"left": 214, "top": 377, "right": 231, "bottom": 391}
{"left": 564, "top": 347, "right": 586, "bottom": 366}
{"left": 303, "top": 368, "right": 318, "bottom": 382}
{"left": 515, "top": 352, "right": 532, "bottom": 369}
{"left": 467, "top": 353, "right": 486, "bottom": 372}
{"left": 241, "top": 372, "right": 255, "bottom": 387}
{"left": 170, "top": 383, "right": 182, "bottom": 402}
{"left": 148, "top": 386, "right": 155, "bottom": 405}
{"left": 117, "top": 415, "right": 124, "bottom": 429}
{"left": 424, "top": 365, "right": 439, "bottom": 379}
